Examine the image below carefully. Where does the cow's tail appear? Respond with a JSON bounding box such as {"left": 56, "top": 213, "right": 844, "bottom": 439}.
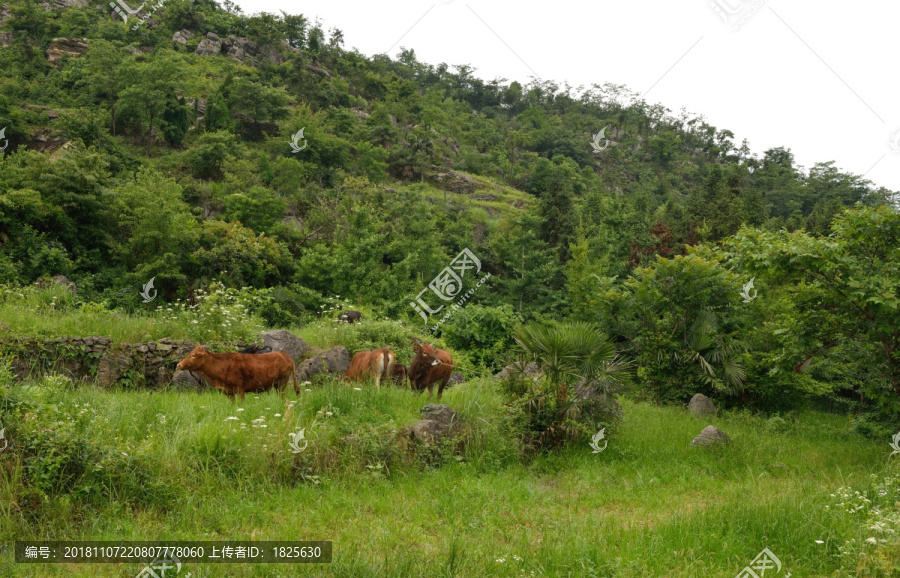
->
{"left": 383, "top": 349, "right": 395, "bottom": 384}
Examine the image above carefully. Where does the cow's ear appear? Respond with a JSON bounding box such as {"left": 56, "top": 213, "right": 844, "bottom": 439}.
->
{"left": 411, "top": 342, "right": 421, "bottom": 351}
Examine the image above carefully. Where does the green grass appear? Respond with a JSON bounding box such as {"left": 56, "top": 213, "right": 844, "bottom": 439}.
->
{"left": 1, "top": 370, "right": 896, "bottom": 577}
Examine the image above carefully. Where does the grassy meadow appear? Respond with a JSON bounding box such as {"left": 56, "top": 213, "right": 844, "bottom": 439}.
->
{"left": 1, "top": 288, "right": 899, "bottom": 576}
{"left": 1, "top": 369, "right": 898, "bottom": 577}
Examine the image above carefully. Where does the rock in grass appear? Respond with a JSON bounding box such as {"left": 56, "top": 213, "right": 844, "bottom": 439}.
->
{"left": 260, "top": 330, "right": 310, "bottom": 363}
{"left": 494, "top": 361, "right": 541, "bottom": 381}
{"left": 408, "top": 404, "right": 460, "bottom": 444}
{"left": 295, "top": 346, "right": 350, "bottom": 381}
{"left": 691, "top": 425, "right": 732, "bottom": 447}
{"left": 172, "top": 369, "right": 206, "bottom": 390}
{"left": 688, "top": 393, "right": 717, "bottom": 418}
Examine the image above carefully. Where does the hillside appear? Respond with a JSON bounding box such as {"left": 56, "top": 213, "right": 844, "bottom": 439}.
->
{"left": 1, "top": 0, "right": 899, "bottom": 411}
{"left": 1, "top": 0, "right": 894, "bottom": 314}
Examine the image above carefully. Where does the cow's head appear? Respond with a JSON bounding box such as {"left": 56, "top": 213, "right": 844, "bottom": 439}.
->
{"left": 177, "top": 345, "right": 210, "bottom": 371}
{"left": 412, "top": 343, "right": 441, "bottom": 365}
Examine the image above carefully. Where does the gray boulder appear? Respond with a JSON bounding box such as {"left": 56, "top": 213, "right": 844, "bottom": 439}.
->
{"left": 447, "top": 372, "right": 464, "bottom": 387}
{"left": 260, "top": 330, "right": 310, "bottom": 363}
{"left": 172, "top": 369, "right": 207, "bottom": 390}
{"left": 408, "top": 404, "right": 460, "bottom": 444}
{"left": 296, "top": 346, "right": 350, "bottom": 381}
{"left": 688, "top": 393, "right": 717, "bottom": 418}
{"left": 35, "top": 275, "right": 77, "bottom": 295}
{"left": 172, "top": 29, "right": 192, "bottom": 45}
{"left": 691, "top": 425, "right": 732, "bottom": 447}
{"left": 494, "top": 361, "right": 541, "bottom": 381}
{"left": 195, "top": 32, "right": 222, "bottom": 56}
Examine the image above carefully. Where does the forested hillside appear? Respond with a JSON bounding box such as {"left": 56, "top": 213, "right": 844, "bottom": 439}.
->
{"left": 1, "top": 0, "right": 898, "bottom": 425}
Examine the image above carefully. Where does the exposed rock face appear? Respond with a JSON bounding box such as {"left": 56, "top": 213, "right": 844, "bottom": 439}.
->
{"left": 688, "top": 393, "right": 718, "bottom": 418}
{"left": 431, "top": 171, "right": 478, "bottom": 194}
{"left": 172, "top": 29, "right": 192, "bottom": 45}
{"left": 26, "top": 129, "right": 68, "bottom": 154}
{"left": 469, "top": 194, "right": 499, "bottom": 202}
{"left": 691, "top": 425, "right": 732, "bottom": 447}
{"left": 194, "top": 32, "right": 286, "bottom": 65}
{"left": 0, "top": 31, "right": 13, "bottom": 47}
{"left": 295, "top": 346, "right": 350, "bottom": 381}
{"left": 195, "top": 32, "right": 222, "bottom": 56}
{"left": 46, "top": 38, "right": 88, "bottom": 65}
{"left": 408, "top": 404, "right": 460, "bottom": 444}
{"left": 260, "top": 330, "right": 310, "bottom": 363}
{"left": 494, "top": 361, "right": 541, "bottom": 381}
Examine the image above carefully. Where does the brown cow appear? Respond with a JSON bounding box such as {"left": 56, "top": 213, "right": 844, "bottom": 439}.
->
{"left": 390, "top": 363, "right": 408, "bottom": 386}
{"left": 342, "top": 348, "right": 395, "bottom": 388}
{"left": 409, "top": 343, "right": 453, "bottom": 399}
{"left": 338, "top": 311, "right": 362, "bottom": 323}
{"left": 176, "top": 345, "right": 298, "bottom": 401}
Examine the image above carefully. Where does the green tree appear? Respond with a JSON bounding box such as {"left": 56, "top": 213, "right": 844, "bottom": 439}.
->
{"left": 722, "top": 205, "right": 900, "bottom": 414}
{"left": 81, "top": 40, "right": 131, "bottom": 136}
{"left": 223, "top": 186, "right": 287, "bottom": 233}
{"left": 531, "top": 156, "right": 577, "bottom": 262}
{"left": 117, "top": 52, "right": 188, "bottom": 148}
{"left": 160, "top": 92, "right": 191, "bottom": 146}
{"left": 226, "top": 77, "right": 291, "bottom": 140}
{"left": 113, "top": 168, "right": 198, "bottom": 292}
{"left": 595, "top": 252, "right": 746, "bottom": 402}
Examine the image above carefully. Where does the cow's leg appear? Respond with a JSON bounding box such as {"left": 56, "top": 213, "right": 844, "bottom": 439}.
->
{"left": 372, "top": 355, "right": 385, "bottom": 390}
{"left": 437, "top": 375, "right": 451, "bottom": 400}
{"left": 426, "top": 384, "right": 434, "bottom": 398}
{"left": 383, "top": 351, "right": 395, "bottom": 391}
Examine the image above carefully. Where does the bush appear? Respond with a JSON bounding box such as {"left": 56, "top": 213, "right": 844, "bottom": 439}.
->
{"left": 504, "top": 322, "right": 630, "bottom": 452}
{"left": 439, "top": 304, "right": 520, "bottom": 371}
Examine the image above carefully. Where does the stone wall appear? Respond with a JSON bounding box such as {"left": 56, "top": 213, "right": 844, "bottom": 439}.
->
{"left": 1, "top": 336, "right": 196, "bottom": 388}
{"left": 1, "top": 331, "right": 355, "bottom": 389}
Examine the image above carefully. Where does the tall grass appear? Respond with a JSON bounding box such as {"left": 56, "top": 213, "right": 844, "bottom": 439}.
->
{"left": 0, "top": 283, "right": 265, "bottom": 343}
{"left": 0, "top": 369, "right": 895, "bottom": 577}
{"left": 0, "top": 293, "right": 896, "bottom": 576}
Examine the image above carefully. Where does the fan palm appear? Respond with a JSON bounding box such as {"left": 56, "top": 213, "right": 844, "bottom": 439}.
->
{"left": 677, "top": 310, "right": 746, "bottom": 395}
{"left": 512, "top": 322, "right": 632, "bottom": 445}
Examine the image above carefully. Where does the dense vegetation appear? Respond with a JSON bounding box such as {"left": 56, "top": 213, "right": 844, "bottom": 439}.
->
{"left": 2, "top": 0, "right": 897, "bottom": 426}
{"left": 1, "top": 2, "right": 900, "bottom": 574}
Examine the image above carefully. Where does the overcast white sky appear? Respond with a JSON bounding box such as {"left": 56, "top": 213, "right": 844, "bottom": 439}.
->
{"left": 231, "top": 0, "right": 899, "bottom": 192}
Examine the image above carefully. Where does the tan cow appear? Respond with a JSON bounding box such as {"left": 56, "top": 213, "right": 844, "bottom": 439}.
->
{"left": 342, "top": 348, "right": 395, "bottom": 388}
{"left": 176, "top": 345, "right": 298, "bottom": 401}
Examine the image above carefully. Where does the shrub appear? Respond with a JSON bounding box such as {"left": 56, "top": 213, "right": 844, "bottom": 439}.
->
{"left": 504, "top": 322, "right": 631, "bottom": 452}
{"left": 439, "top": 304, "right": 520, "bottom": 371}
